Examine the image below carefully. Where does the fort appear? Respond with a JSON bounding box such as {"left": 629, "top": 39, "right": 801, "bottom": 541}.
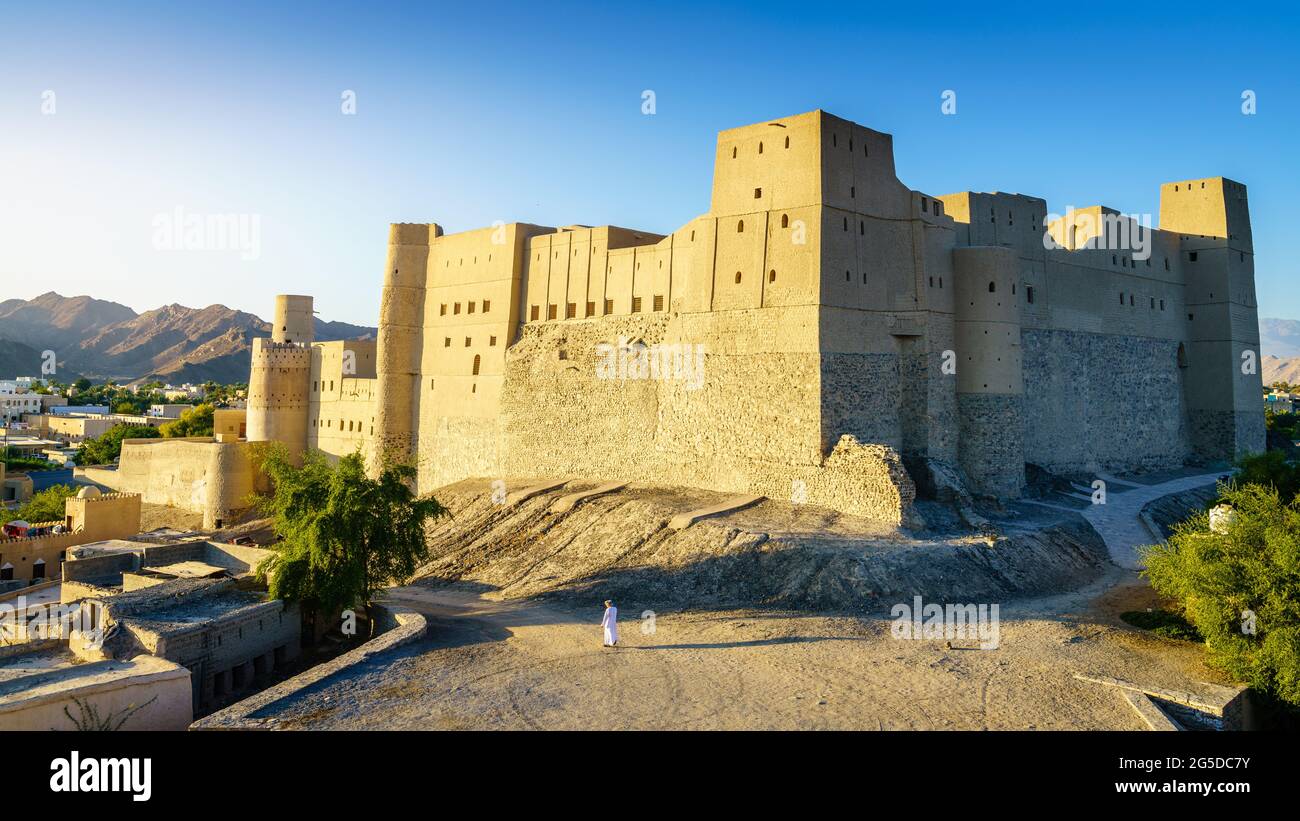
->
{"left": 100, "top": 109, "right": 1264, "bottom": 525}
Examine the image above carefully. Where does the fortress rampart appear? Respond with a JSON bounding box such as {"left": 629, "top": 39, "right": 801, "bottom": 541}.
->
{"left": 112, "top": 109, "right": 1264, "bottom": 527}
{"left": 358, "top": 110, "right": 1260, "bottom": 520}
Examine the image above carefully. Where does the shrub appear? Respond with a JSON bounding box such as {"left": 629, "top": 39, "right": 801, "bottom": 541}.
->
{"left": 1228, "top": 450, "right": 1300, "bottom": 503}
{"left": 1141, "top": 483, "right": 1300, "bottom": 707}
{"left": 1266, "top": 409, "right": 1298, "bottom": 437}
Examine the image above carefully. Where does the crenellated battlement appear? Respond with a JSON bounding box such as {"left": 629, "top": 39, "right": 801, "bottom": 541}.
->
{"left": 78, "top": 491, "right": 138, "bottom": 504}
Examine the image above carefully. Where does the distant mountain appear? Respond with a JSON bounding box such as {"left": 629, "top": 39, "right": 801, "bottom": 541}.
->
{"left": 1260, "top": 318, "right": 1300, "bottom": 359}
{"left": 1263, "top": 355, "right": 1300, "bottom": 388}
{"left": 0, "top": 337, "right": 82, "bottom": 382}
{"left": 0, "top": 292, "right": 374, "bottom": 383}
{"left": 0, "top": 292, "right": 136, "bottom": 354}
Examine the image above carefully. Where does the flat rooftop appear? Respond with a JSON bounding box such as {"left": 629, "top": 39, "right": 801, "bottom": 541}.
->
{"left": 135, "top": 561, "right": 227, "bottom": 579}
{"left": 104, "top": 577, "right": 274, "bottom": 636}
{"left": 0, "top": 646, "right": 80, "bottom": 689}
{"left": 0, "top": 651, "right": 186, "bottom": 705}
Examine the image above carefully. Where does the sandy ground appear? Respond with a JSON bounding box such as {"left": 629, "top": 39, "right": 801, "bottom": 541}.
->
{"left": 259, "top": 564, "right": 1232, "bottom": 730}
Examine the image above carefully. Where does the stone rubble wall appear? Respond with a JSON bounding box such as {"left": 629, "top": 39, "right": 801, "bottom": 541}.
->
{"left": 1021, "top": 328, "right": 1193, "bottom": 473}
{"left": 478, "top": 310, "right": 913, "bottom": 524}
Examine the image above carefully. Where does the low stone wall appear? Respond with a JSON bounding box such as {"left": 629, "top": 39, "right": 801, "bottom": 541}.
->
{"left": 190, "top": 603, "right": 428, "bottom": 730}
{"left": 91, "top": 438, "right": 264, "bottom": 528}
{"left": 63, "top": 551, "right": 138, "bottom": 582}
{"left": 1140, "top": 483, "right": 1220, "bottom": 540}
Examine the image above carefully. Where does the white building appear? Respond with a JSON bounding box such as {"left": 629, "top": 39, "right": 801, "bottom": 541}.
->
{"left": 0, "top": 394, "right": 43, "bottom": 424}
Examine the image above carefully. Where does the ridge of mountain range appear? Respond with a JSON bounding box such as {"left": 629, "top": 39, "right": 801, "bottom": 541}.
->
{"left": 0, "top": 291, "right": 375, "bottom": 384}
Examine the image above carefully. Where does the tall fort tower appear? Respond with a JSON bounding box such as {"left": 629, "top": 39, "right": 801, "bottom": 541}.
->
{"left": 247, "top": 294, "right": 314, "bottom": 458}
{"left": 357, "top": 110, "right": 1262, "bottom": 522}
{"left": 370, "top": 224, "right": 438, "bottom": 472}
{"left": 1159, "top": 177, "right": 1264, "bottom": 460}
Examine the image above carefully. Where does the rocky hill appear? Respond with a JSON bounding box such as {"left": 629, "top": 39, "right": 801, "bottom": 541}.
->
{"left": 416, "top": 478, "right": 1110, "bottom": 610}
{"left": 1263, "top": 354, "right": 1300, "bottom": 387}
{"left": 1260, "top": 318, "right": 1300, "bottom": 386}
{"left": 0, "top": 292, "right": 374, "bottom": 383}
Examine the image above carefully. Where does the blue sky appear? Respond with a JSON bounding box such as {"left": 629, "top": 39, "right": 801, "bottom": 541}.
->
{"left": 2, "top": 1, "right": 1296, "bottom": 326}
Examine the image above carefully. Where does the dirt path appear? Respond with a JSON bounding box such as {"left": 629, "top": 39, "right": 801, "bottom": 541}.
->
{"left": 257, "top": 474, "right": 1234, "bottom": 730}
{"left": 257, "top": 571, "right": 1229, "bottom": 730}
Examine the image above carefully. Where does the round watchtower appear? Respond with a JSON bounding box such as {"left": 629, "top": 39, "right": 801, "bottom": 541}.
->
{"left": 273, "top": 294, "right": 315, "bottom": 345}
{"left": 370, "top": 223, "right": 438, "bottom": 476}
{"left": 247, "top": 295, "right": 314, "bottom": 458}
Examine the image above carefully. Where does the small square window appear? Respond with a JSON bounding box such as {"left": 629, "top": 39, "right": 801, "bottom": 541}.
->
{"left": 530, "top": 305, "right": 540, "bottom": 321}
{"left": 632, "top": 297, "right": 642, "bottom": 313}
{"left": 604, "top": 299, "right": 613, "bottom": 315}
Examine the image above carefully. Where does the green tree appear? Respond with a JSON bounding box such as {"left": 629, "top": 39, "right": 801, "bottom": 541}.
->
{"left": 1, "top": 447, "right": 53, "bottom": 471}
{"left": 254, "top": 445, "right": 447, "bottom": 627}
{"left": 1230, "top": 450, "right": 1300, "bottom": 503}
{"left": 1, "top": 484, "right": 78, "bottom": 526}
{"left": 75, "top": 424, "right": 160, "bottom": 466}
{"left": 159, "top": 403, "right": 214, "bottom": 438}
{"left": 1141, "top": 483, "right": 1300, "bottom": 707}
{"left": 1266, "top": 409, "right": 1298, "bottom": 436}
{"left": 71, "top": 378, "right": 91, "bottom": 394}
